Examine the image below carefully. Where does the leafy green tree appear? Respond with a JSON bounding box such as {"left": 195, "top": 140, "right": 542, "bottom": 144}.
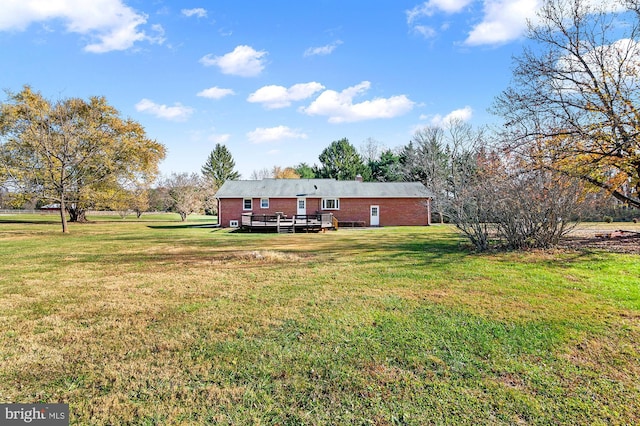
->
{"left": 369, "top": 149, "right": 403, "bottom": 182}
{"left": 201, "top": 143, "right": 240, "bottom": 189}
{"left": 294, "top": 162, "right": 316, "bottom": 178}
{"left": 317, "top": 138, "right": 371, "bottom": 181}
{"left": 0, "top": 86, "right": 165, "bottom": 232}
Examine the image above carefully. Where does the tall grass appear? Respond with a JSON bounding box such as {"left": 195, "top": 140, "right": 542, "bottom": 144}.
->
{"left": 1, "top": 216, "right": 638, "bottom": 424}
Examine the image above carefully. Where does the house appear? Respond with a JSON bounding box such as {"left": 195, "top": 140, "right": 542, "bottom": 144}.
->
{"left": 214, "top": 177, "right": 432, "bottom": 231}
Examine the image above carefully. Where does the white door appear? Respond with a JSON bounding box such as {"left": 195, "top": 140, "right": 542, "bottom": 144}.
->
{"left": 370, "top": 205, "right": 379, "bottom": 226}
{"left": 297, "top": 198, "right": 306, "bottom": 216}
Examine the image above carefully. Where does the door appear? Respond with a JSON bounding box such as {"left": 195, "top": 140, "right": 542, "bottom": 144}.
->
{"left": 297, "top": 198, "right": 306, "bottom": 216}
{"left": 370, "top": 205, "right": 379, "bottom": 226}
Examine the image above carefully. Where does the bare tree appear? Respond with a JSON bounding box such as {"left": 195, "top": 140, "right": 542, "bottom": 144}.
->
{"left": 494, "top": 0, "right": 640, "bottom": 209}
{"left": 161, "top": 173, "right": 213, "bottom": 221}
{"left": 407, "top": 120, "right": 586, "bottom": 251}
{"left": 250, "top": 168, "right": 272, "bottom": 180}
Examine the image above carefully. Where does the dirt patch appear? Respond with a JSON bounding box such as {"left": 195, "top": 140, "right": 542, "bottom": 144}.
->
{"left": 560, "top": 228, "right": 640, "bottom": 254}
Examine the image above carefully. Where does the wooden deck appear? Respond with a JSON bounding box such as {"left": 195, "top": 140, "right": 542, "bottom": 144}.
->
{"left": 241, "top": 213, "right": 335, "bottom": 233}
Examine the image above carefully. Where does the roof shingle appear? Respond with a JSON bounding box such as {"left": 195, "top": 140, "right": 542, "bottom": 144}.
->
{"left": 215, "top": 179, "right": 432, "bottom": 198}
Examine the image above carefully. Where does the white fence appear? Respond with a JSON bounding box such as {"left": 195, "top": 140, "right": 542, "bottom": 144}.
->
{"left": 0, "top": 209, "right": 58, "bottom": 215}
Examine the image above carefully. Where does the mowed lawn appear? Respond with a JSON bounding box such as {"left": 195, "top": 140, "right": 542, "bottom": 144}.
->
{"left": 1, "top": 215, "right": 639, "bottom": 425}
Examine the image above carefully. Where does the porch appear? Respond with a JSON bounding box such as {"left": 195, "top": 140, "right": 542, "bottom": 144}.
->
{"left": 241, "top": 213, "right": 335, "bottom": 233}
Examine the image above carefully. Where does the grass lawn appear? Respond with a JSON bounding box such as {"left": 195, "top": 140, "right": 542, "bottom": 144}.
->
{"left": 1, "top": 215, "right": 639, "bottom": 425}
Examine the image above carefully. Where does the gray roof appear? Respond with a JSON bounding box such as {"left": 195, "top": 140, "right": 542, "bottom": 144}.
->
{"left": 215, "top": 179, "right": 432, "bottom": 199}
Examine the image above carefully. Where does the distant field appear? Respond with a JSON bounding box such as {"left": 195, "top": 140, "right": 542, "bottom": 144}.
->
{"left": 1, "top": 216, "right": 638, "bottom": 425}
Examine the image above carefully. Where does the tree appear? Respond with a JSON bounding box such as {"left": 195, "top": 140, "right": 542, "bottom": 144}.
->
{"left": 272, "top": 166, "right": 300, "bottom": 179}
{"left": 317, "top": 138, "right": 371, "bottom": 181}
{"left": 201, "top": 143, "right": 240, "bottom": 189}
{"left": 250, "top": 168, "right": 272, "bottom": 180}
{"left": 294, "top": 162, "right": 316, "bottom": 178}
{"left": 0, "top": 86, "right": 165, "bottom": 232}
{"left": 442, "top": 140, "right": 585, "bottom": 251}
{"left": 402, "top": 126, "right": 452, "bottom": 221}
{"left": 370, "top": 149, "right": 403, "bottom": 182}
{"left": 161, "top": 173, "right": 214, "bottom": 221}
{"left": 493, "top": 0, "right": 640, "bottom": 208}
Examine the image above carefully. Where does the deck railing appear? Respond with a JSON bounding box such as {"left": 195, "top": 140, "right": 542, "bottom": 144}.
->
{"left": 241, "top": 213, "right": 334, "bottom": 231}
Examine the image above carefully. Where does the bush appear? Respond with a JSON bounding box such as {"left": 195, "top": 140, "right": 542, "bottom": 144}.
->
{"left": 603, "top": 216, "right": 613, "bottom": 223}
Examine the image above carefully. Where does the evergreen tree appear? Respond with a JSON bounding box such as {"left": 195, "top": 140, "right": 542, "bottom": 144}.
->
{"left": 201, "top": 143, "right": 240, "bottom": 189}
{"left": 317, "top": 138, "right": 371, "bottom": 181}
{"left": 294, "top": 162, "right": 316, "bottom": 178}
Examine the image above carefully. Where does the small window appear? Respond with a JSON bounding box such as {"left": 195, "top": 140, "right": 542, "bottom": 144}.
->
{"left": 243, "top": 198, "right": 252, "bottom": 210}
{"left": 260, "top": 198, "right": 269, "bottom": 209}
{"left": 229, "top": 220, "right": 239, "bottom": 228}
{"left": 322, "top": 198, "right": 340, "bottom": 210}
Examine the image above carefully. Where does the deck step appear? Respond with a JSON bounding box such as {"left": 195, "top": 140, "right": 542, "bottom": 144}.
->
{"left": 278, "top": 225, "right": 294, "bottom": 234}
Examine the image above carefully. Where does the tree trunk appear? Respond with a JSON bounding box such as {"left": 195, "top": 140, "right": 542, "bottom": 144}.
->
{"left": 59, "top": 198, "right": 69, "bottom": 233}
{"left": 179, "top": 211, "right": 187, "bottom": 221}
{"left": 68, "top": 206, "right": 88, "bottom": 222}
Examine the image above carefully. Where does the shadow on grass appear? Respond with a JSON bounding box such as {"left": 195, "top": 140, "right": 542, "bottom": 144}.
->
{"left": 0, "top": 218, "right": 61, "bottom": 225}
{"left": 146, "top": 223, "right": 221, "bottom": 230}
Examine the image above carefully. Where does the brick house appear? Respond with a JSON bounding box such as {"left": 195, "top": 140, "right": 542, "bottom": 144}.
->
{"left": 214, "top": 177, "right": 432, "bottom": 229}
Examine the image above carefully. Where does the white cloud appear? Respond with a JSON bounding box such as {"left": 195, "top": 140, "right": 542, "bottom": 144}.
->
{"left": 200, "top": 45, "right": 267, "bottom": 77}
{"left": 304, "top": 40, "right": 343, "bottom": 57}
{"left": 406, "top": 0, "right": 474, "bottom": 38}
{"left": 197, "top": 87, "right": 235, "bottom": 99}
{"left": 208, "top": 133, "right": 231, "bottom": 144}
{"left": 413, "top": 25, "right": 437, "bottom": 38}
{"left": 301, "top": 81, "right": 414, "bottom": 123}
{"left": 135, "top": 99, "right": 193, "bottom": 121}
{"left": 181, "top": 8, "right": 207, "bottom": 18}
{"left": 407, "top": 0, "right": 474, "bottom": 22}
{"left": 246, "top": 126, "right": 308, "bottom": 143}
{"left": 464, "top": 0, "right": 540, "bottom": 46}
{"left": 247, "top": 82, "right": 325, "bottom": 109}
{"left": 0, "top": 0, "right": 163, "bottom": 53}
{"left": 555, "top": 38, "right": 640, "bottom": 92}
{"left": 430, "top": 106, "right": 473, "bottom": 126}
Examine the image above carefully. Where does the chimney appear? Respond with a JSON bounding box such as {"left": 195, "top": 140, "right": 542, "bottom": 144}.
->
{"left": 355, "top": 174, "right": 363, "bottom": 182}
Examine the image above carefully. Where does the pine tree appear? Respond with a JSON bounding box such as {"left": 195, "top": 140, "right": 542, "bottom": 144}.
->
{"left": 201, "top": 144, "right": 241, "bottom": 189}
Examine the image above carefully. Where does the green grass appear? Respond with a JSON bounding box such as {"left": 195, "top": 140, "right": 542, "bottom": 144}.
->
{"left": 0, "top": 216, "right": 638, "bottom": 425}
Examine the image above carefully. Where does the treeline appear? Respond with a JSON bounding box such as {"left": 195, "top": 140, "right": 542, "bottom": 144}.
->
{"left": 2, "top": 0, "right": 639, "bottom": 249}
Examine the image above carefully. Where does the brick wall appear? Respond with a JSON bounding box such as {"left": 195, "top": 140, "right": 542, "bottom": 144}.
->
{"left": 327, "top": 198, "right": 430, "bottom": 226}
{"left": 219, "top": 197, "right": 431, "bottom": 227}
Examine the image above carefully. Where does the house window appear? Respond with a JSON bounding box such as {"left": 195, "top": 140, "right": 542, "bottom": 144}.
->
{"left": 322, "top": 198, "right": 340, "bottom": 210}
{"left": 243, "top": 198, "right": 252, "bottom": 210}
{"left": 260, "top": 198, "right": 269, "bottom": 209}
{"left": 229, "top": 220, "right": 239, "bottom": 228}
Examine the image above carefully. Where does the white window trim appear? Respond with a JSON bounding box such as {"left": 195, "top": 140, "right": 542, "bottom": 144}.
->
{"left": 229, "top": 220, "right": 239, "bottom": 228}
{"left": 260, "top": 198, "right": 269, "bottom": 209}
{"left": 243, "top": 198, "right": 252, "bottom": 210}
{"left": 322, "top": 198, "right": 340, "bottom": 210}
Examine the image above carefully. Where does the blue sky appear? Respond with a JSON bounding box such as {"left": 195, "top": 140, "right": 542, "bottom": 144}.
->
{"left": 0, "top": 0, "right": 544, "bottom": 178}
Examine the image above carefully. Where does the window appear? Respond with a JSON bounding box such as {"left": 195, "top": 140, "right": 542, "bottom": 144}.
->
{"left": 322, "top": 198, "right": 340, "bottom": 210}
{"left": 243, "top": 198, "right": 252, "bottom": 210}
{"left": 260, "top": 198, "right": 269, "bottom": 209}
{"left": 229, "top": 220, "right": 239, "bottom": 228}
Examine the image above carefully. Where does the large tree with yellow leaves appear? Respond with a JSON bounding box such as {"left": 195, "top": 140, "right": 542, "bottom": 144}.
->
{"left": 0, "top": 86, "right": 166, "bottom": 232}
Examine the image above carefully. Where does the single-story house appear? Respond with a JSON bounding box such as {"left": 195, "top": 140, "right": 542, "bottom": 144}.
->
{"left": 214, "top": 177, "right": 432, "bottom": 230}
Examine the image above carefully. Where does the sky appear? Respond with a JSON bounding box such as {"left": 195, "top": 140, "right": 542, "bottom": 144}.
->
{"left": 0, "top": 0, "right": 546, "bottom": 179}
